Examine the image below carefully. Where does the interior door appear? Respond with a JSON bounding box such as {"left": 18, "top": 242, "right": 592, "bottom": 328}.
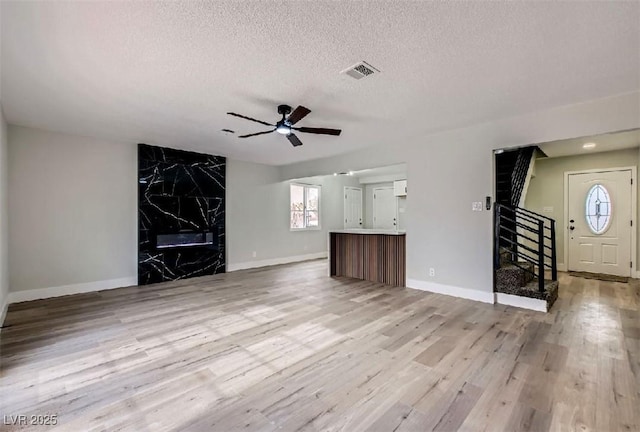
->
{"left": 567, "top": 169, "right": 632, "bottom": 276}
{"left": 373, "top": 187, "right": 397, "bottom": 229}
{"left": 344, "top": 187, "right": 363, "bottom": 228}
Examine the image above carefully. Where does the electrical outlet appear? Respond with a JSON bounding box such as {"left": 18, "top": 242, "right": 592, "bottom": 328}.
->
{"left": 252, "top": 251, "right": 257, "bottom": 258}
{"left": 429, "top": 268, "right": 435, "bottom": 277}
{"left": 472, "top": 202, "right": 483, "bottom": 212}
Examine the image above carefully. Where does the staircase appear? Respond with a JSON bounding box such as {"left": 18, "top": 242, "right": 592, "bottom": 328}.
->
{"left": 494, "top": 147, "right": 558, "bottom": 312}
{"left": 495, "top": 205, "right": 559, "bottom": 310}
{"left": 495, "top": 147, "right": 536, "bottom": 254}
{"left": 495, "top": 146, "right": 535, "bottom": 207}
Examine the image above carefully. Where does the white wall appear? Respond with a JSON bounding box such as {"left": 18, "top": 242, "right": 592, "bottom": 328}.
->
{"left": 226, "top": 160, "right": 360, "bottom": 269}
{"left": 525, "top": 147, "right": 640, "bottom": 267}
{"left": 0, "top": 105, "right": 9, "bottom": 322}
{"left": 8, "top": 126, "right": 138, "bottom": 294}
{"left": 280, "top": 92, "right": 640, "bottom": 301}
{"left": 397, "top": 195, "right": 407, "bottom": 231}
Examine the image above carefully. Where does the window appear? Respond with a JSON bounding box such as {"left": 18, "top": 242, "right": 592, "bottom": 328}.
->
{"left": 290, "top": 184, "right": 321, "bottom": 229}
{"left": 585, "top": 184, "right": 612, "bottom": 234}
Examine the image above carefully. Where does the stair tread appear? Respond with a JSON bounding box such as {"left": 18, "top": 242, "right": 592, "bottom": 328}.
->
{"left": 498, "top": 262, "right": 534, "bottom": 270}
{"left": 496, "top": 261, "right": 536, "bottom": 290}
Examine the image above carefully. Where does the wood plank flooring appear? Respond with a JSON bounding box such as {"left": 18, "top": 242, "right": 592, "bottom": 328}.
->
{"left": 1, "top": 259, "right": 639, "bottom": 431}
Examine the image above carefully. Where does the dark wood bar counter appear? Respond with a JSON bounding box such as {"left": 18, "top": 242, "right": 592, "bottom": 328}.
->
{"left": 329, "top": 230, "right": 406, "bottom": 287}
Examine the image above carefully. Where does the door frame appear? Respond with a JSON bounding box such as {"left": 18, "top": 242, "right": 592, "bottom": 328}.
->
{"left": 372, "top": 186, "right": 398, "bottom": 229}
{"left": 343, "top": 186, "right": 363, "bottom": 229}
{"left": 563, "top": 166, "right": 636, "bottom": 276}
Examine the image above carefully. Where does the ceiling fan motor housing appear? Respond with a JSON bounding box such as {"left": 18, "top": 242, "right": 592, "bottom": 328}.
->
{"left": 277, "top": 104, "right": 292, "bottom": 116}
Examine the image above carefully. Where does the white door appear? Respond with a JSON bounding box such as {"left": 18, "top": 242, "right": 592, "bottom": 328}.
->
{"left": 373, "top": 187, "right": 397, "bottom": 229}
{"left": 344, "top": 187, "right": 363, "bottom": 228}
{"left": 567, "top": 169, "right": 632, "bottom": 276}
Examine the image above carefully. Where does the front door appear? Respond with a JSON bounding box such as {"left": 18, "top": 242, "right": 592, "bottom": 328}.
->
{"left": 344, "top": 187, "right": 363, "bottom": 228}
{"left": 567, "top": 169, "right": 633, "bottom": 276}
{"left": 373, "top": 187, "right": 397, "bottom": 229}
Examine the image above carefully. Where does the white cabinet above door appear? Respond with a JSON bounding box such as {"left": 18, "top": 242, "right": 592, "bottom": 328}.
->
{"left": 393, "top": 180, "right": 407, "bottom": 196}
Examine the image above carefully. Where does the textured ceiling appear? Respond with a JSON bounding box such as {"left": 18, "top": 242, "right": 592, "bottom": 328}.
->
{"left": 1, "top": 1, "right": 638, "bottom": 165}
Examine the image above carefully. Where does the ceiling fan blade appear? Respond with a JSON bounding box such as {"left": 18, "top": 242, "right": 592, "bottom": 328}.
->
{"left": 286, "top": 133, "right": 303, "bottom": 147}
{"left": 238, "top": 129, "right": 276, "bottom": 138}
{"left": 286, "top": 106, "right": 311, "bottom": 125}
{"left": 227, "top": 112, "right": 273, "bottom": 126}
{"left": 294, "top": 127, "right": 342, "bottom": 136}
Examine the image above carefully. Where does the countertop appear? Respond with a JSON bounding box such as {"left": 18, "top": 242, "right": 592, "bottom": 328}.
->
{"left": 329, "top": 229, "right": 406, "bottom": 236}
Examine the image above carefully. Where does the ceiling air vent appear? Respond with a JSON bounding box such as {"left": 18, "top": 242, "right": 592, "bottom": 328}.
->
{"left": 341, "top": 61, "right": 380, "bottom": 80}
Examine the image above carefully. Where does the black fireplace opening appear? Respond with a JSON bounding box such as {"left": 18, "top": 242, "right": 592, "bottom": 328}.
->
{"left": 156, "top": 230, "right": 218, "bottom": 249}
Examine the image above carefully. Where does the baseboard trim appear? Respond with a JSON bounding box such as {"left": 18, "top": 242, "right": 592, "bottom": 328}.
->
{"left": 406, "top": 278, "right": 494, "bottom": 304}
{"left": 495, "top": 292, "right": 547, "bottom": 312}
{"left": 227, "top": 252, "right": 328, "bottom": 272}
{"left": 8, "top": 277, "right": 138, "bottom": 304}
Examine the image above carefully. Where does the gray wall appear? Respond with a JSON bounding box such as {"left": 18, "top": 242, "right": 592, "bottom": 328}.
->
{"left": 525, "top": 147, "right": 640, "bottom": 267}
{"left": 0, "top": 106, "right": 8, "bottom": 316}
{"left": 6, "top": 129, "right": 362, "bottom": 293}
{"left": 226, "top": 160, "right": 360, "bottom": 267}
{"left": 8, "top": 126, "right": 138, "bottom": 292}
{"left": 280, "top": 92, "right": 640, "bottom": 298}
{"left": 4, "top": 92, "right": 639, "bottom": 300}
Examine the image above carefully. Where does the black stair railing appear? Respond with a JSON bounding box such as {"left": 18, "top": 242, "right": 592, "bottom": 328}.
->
{"left": 510, "top": 147, "right": 535, "bottom": 206}
{"left": 494, "top": 204, "right": 557, "bottom": 292}
{"left": 495, "top": 146, "right": 536, "bottom": 254}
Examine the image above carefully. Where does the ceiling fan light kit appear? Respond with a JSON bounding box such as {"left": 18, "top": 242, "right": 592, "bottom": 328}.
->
{"left": 276, "top": 125, "right": 291, "bottom": 135}
{"left": 226, "top": 104, "right": 342, "bottom": 147}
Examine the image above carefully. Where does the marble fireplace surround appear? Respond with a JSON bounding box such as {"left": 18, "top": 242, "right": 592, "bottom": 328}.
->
{"left": 138, "top": 144, "right": 226, "bottom": 285}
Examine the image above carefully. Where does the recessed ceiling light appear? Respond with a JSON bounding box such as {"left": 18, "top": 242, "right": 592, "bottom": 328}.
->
{"left": 582, "top": 142, "right": 597, "bottom": 149}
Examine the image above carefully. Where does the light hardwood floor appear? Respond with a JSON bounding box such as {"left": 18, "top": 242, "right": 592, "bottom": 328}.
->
{"left": 1, "top": 260, "right": 639, "bottom": 431}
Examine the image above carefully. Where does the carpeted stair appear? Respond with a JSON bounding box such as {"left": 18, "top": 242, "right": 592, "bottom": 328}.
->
{"left": 496, "top": 251, "right": 558, "bottom": 310}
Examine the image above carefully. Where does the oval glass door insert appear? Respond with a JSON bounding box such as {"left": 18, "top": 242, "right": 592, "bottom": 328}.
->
{"left": 585, "top": 184, "right": 612, "bottom": 234}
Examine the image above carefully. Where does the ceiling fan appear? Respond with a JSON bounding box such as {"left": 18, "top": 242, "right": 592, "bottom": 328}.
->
{"left": 226, "top": 104, "right": 342, "bottom": 147}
